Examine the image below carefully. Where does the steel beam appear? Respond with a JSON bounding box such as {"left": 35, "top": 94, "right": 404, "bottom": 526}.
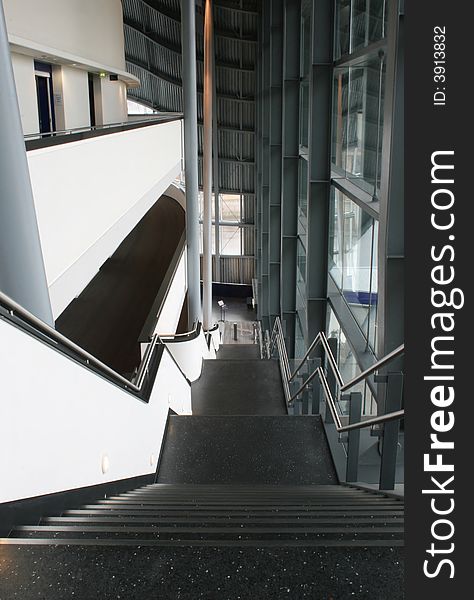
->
{"left": 305, "top": 0, "right": 333, "bottom": 345}
{"left": 376, "top": 0, "right": 404, "bottom": 367}
{"left": 259, "top": 0, "right": 271, "bottom": 329}
{"left": 268, "top": 0, "right": 283, "bottom": 325}
{"left": 280, "top": 0, "right": 301, "bottom": 358}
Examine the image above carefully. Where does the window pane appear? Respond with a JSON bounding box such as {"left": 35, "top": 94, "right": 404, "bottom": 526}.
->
{"left": 342, "top": 198, "right": 375, "bottom": 339}
{"left": 328, "top": 191, "right": 378, "bottom": 347}
{"left": 220, "top": 194, "right": 241, "bottom": 222}
{"left": 328, "top": 188, "right": 343, "bottom": 288}
{"left": 220, "top": 226, "right": 241, "bottom": 255}
{"left": 335, "top": 0, "right": 387, "bottom": 59}
{"left": 332, "top": 56, "right": 386, "bottom": 196}
{"left": 198, "top": 191, "right": 216, "bottom": 221}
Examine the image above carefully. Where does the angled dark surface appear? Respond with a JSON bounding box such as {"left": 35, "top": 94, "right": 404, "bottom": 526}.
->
{"left": 191, "top": 358, "right": 286, "bottom": 415}
{"left": 0, "top": 545, "right": 404, "bottom": 599}
{"left": 215, "top": 344, "right": 260, "bottom": 360}
{"left": 157, "top": 416, "right": 338, "bottom": 485}
{"left": 56, "top": 195, "right": 184, "bottom": 375}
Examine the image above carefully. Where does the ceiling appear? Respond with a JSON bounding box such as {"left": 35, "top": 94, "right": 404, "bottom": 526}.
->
{"left": 121, "top": 0, "right": 258, "bottom": 201}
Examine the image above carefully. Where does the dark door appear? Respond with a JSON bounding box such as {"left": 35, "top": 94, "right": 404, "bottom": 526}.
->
{"left": 34, "top": 61, "right": 55, "bottom": 134}
{"left": 88, "top": 73, "right": 96, "bottom": 127}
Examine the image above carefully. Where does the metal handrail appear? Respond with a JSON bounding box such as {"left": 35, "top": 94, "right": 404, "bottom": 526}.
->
{"left": 340, "top": 343, "right": 405, "bottom": 392}
{"left": 159, "top": 323, "right": 199, "bottom": 340}
{"left": 0, "top": 289, "right": 180, "bottom": 396}
{"left": 23, "top": 114, "right": 183, "bottom": 140}
{"left": 265, "top": 316, "right": 405, "bottom": 432}
{"left": 256, "top": 321, "right": 264, "bottom": 359}
{"left": 0, "top": 289, "right": 143, "bottom": 393}
{"left": 318, "top": 366, "right": 404, "bottom": 433}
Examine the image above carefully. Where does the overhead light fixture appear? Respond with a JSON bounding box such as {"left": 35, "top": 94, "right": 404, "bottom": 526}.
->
{"left": 99, "top": 71, "right": 107, "bottom": 78}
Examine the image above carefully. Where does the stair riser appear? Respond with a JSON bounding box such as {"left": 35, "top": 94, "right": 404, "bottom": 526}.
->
{"left": 14, "top": 530, "right": 405, "bottom": 541}
{"left": 0, "top": 537, "right": 405, "bottom": 547}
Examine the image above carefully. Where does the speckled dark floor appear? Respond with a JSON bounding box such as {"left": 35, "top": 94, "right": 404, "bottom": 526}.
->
{"left": 157, "top": 416, "right": 338, "bottom": 485}
{"left": 0, "top": 545, "right": 404, "bottom": 599}
{"left": 191, "top": 359, "right": 286, "bottom": 415}
{"left": 216, "top": 344, "right": 260, "bottom": 360}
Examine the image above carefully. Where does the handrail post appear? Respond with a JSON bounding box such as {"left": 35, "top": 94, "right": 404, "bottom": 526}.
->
{"left": 346, "top": 391, "right": 362, "bottom": 482}
{"left": 379, "top": 372, "right": 403, "bottom": 490}
{"left": 324, "top": 336, "right": 339, "bottom": 423}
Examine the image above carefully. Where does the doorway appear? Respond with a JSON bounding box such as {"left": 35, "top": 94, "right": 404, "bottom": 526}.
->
{"left": 34, "top": 61, "right": 56, "bottom": 134}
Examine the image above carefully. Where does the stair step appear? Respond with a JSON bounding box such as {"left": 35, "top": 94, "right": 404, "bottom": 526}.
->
{"left": 13, "top": 528, "right": 404, "bottom": 542}
{"left": 97, "top": 498, "right": 400, "bottom": 508}
{"left": 44, "top": 516, "right": 403, "bottom": 525}
{"left": 64, "top": 508, "right": 404, "bottom": 518}
{"left": 0, "top": 537, "right": 404, "bottom": 547}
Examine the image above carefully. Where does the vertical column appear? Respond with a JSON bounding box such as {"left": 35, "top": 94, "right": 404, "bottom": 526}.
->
{"left": 280, "top": 0, "right": 301, "bottom": 357}
{"left": 305, "top": 0, "right": 333, "bottom": 344}
{"left": 202, "top": 0, "right": 214, "bottom": 331}
{"left": 0, "top": 2, "right": 53, "bottom": 326}
{"left": 212, "top": 31, "right": 220, "bottom": 283}
{"left": 377, "top": 0, "right": 404, "bottom": 363}
{"left": 268, "top": 0, "right": 283, "bottom": 325}
{"left": 259, "top": 0, "right": 271, "bottom": 331}
{"left": 181, "top": 0, "right": 202, "bottom": 328}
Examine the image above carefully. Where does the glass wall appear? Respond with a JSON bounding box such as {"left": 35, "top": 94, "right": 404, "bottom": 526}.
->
{"left": 335, "top": 0, "right": 387, "bottom": 60}
{"left": 327, "top": 307, "right": 376, "bottom": 415}
{"left": 332, "top": 55, "right": 386, "bottom": 197}
{"left": 328, "top": 189, "right": 378, "bottom": 351}
{"left": 199, "top": 192, "right": 247, "bottom": 257}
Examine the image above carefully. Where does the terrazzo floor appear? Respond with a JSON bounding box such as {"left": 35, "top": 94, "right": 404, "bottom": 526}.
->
{"left": 0, "top": 545, "right": 404, "bottom": 600}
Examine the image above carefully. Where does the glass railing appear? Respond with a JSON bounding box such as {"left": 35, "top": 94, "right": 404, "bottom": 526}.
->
{"left": 263, "top": 316, "right": 404, "bottom": 490}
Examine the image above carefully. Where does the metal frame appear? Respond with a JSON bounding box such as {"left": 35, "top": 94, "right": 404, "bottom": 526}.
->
{"left": 268, "top": 316, "right": 404, "bottom": 434}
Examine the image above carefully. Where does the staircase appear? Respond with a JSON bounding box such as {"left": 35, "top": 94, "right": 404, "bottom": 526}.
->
{"left": 8, "top": 484, "right": 403, "bottom": 547}
{"left": 0, "top": 339, "right": 404, "bottom": 598}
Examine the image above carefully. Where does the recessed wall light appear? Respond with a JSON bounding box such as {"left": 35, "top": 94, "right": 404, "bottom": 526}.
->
{"left": 101, "top": 454, "right": 110, "bottom": 474}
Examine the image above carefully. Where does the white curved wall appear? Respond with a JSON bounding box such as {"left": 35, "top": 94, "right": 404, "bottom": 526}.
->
{"left": 4, "top": 0, "right": 126, "bottom": 73}
{"left": 26, "top": 120, "right": 182, "bottom": 318}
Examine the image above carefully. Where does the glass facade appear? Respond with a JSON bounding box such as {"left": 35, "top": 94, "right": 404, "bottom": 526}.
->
{"left": 257, "top": 0, "right": 402, "bottom": 419}
{"left": 327, "top": 307, "right": 376, "bottom": 415}
{"left": 199, "top": 193, "right": 248, "bottom": 257}
{"left": 328, "top": 189, "right": 378, "bottom": 350}
{"left": 335, "top": 0, "right": 387, "bottom": 60}
{"left": 332, "top": 56, "right": 386, "bottom": 196}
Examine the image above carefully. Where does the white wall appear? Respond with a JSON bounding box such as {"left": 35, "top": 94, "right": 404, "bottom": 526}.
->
{"left": 26, "top": 119, "right": 182, "bottom": 317}
{"left": 10, "top": 52, "right": 39, "bottom": 135}
{"left": 0, "top": 318, "right": 191, "bottom": 504}
{"left": 164, "top": 333, "right": 207, "bottom": 383}
{"left": 97, "top": 77, "right": 128, "bottom": 125}
{"left": 154, "top": 252, "right": 187, "bottom": 336}
{"left": 4, "top": 0, "right": 126, "bottom": 73}
{"left": 60, "top": 66, "right": 91, "bottom": 130}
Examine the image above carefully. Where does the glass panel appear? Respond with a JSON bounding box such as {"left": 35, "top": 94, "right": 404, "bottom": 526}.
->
{"left": 335, "top": 0, "right": 351, "bottom": 60}
{"left": 342, "top": 198, "right": 374, "bottom": 338}
{"left": 220, "top": 194, "right": 241, "bottom": 222}
{"left": 299, "top": 82, "right": 309, "bottom": 148}
{"left": 328, "top": 191, "right": 378, "bottom": 347}
{"left": 335, "top": 0, "right": 386, "bottom": 59}
{"left": 220, "top": 226, "right": 241, "bottom": 255}
{"left": 367, "top": 219, "right": 379, "bottom": 351}
{"left": 198, "top": 191, "right": 216, "bottom": 220}
{"left": 328, "top": 188, "right": 343, "bottom": 288}
{"left": 331, "top": 55, "right": 386, "bottom": 196}
{"left": 297, "top": 238, "right": 307, "bottom": 286}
